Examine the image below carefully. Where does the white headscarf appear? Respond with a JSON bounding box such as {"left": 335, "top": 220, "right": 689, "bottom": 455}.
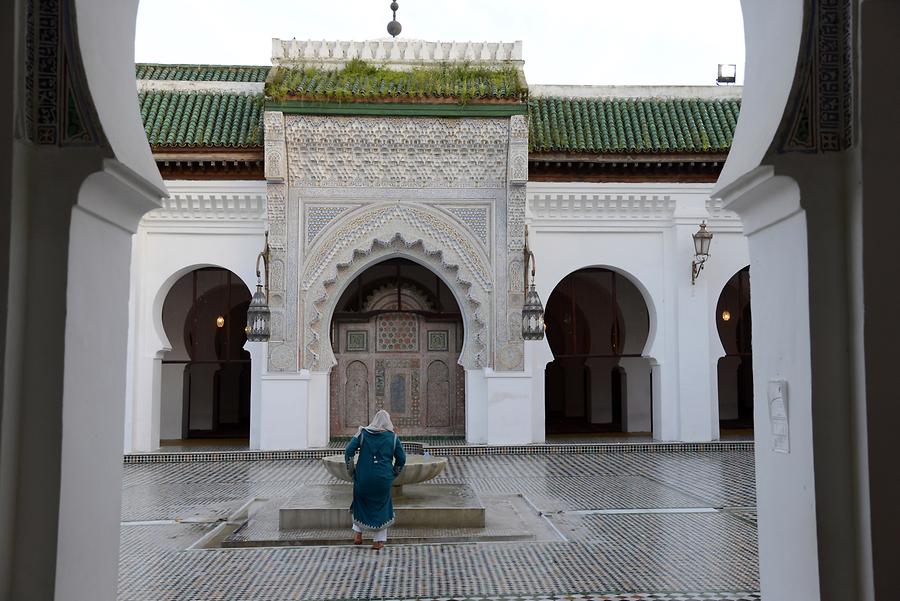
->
{"left": 359, "top": 409, "right": 394, "bottom": 435}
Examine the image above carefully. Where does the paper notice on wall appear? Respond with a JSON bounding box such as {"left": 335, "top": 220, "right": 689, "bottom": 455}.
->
{"left": 768, "top": 380, "right": 789, "bottom": 453}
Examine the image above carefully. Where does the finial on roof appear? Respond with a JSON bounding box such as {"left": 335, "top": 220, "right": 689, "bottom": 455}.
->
{"left": 387, "top": 2, "right": 402, "bottom": 38}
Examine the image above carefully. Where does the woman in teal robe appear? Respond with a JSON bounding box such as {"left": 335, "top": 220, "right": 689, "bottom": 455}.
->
{"left": 344, "top": 410, "right": 406, "bottom": 549}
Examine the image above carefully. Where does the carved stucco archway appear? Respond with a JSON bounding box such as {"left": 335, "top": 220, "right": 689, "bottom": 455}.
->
{"left": 300, "top": 203, "right": 493, "bottom": 371}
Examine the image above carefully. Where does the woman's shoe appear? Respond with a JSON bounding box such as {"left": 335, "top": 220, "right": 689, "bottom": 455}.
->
{"left": 371, "top": 542, "right": 384, "bottom": 550}
{"left": 353, "top": 532, "right": 363, "bottom": 545}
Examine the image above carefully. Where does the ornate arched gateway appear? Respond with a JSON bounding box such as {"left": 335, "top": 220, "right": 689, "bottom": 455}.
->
{"left": 259, "top": 46, "right": 531, "bottom": 444}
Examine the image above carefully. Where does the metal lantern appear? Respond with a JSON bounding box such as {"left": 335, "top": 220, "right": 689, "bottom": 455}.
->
{"left": 522, "top": 282, "right": 545, "bottom": 340}
{"left": 521, "top": 225, "right": 545, "bottom": 340}
{"left": 246, "top": 232, "right": 271, "bottom": 341}
{"left": 693, "top": 221, "right": 713, "bottom": 257}
{"left": 246, "top": 285, "right": 270, "bottom": 342}
{"left": 691, "top": 221, "right": 713, "bottom": 285}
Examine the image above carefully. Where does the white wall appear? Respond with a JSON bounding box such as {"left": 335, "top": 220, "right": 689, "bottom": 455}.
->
{"left": 126, "top": 180, "right": 266, "bottom": 452}
{"left": 527, "top": 182, "right": 749, "bottom": 441}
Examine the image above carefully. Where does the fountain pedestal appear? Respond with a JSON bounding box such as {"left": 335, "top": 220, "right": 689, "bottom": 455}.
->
{"left": 278, "top": 483, "right": 485, "bottom": 529}
{"left": 278, "top": 454, "right": 485, "bottom": 530}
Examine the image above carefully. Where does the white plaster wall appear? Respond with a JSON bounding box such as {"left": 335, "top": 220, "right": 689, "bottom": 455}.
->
{"left": 126, "top": 180, "right": 265, "bottom": 452}
{"left": 527, "top": 182, "right": 749, "bottom": 441}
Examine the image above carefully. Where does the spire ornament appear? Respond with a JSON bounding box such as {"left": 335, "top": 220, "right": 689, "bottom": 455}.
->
{"left": 387, "top": 2, "right": 402, "bottom": 38}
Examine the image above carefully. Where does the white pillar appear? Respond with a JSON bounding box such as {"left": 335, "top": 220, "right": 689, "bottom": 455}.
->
{"left": 672, "top": 198, "right": 716, "bottom": 441}
{"left": 55, "top": 163, "right": 163, "bottom": 601}
{"left": 247, "top": 342, "right": 265, "bottom": 449}
{"left": 259, "top": 371, "right": 311, "bottom": 450}
{"left": 465, "top": 368, "right": 488, "bottom": 444}
{"left": 719, "top": 169, "right": 820, "bottom": 600}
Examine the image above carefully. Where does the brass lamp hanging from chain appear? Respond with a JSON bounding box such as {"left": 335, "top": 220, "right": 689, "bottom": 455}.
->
{"left": 245, "top": 232, "right": 271, "bottom": 342}
{"left": 521, "top": 225, "right": 545, "bottom": 340}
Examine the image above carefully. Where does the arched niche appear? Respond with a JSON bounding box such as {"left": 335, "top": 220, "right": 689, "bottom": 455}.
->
{"left": 543, "top": 267, "right": 653, "bottom": 436}
{"left": 328, "top": 257, "right": 466, "bottom": 438}
{"left": 716, "top": 266, "right": 753, "bottom": 431}
{"left": 159, "top": 267, "right": 252, "bottom": 441}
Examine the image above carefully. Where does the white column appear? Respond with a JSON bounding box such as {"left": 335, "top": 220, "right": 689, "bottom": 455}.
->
{"left": 307, "top": 371, "right": 330, "bottom": 448}
{"left": 259, "top": 371, "right": 311, "bottom": 450}
{"left": 672, "top": 197, "right": 716, "bottom": 441}
{"left": 719, "top": 168, "right": 820, "bottom": 600}
{"left": 55, "top": 163, "right": 163, "bottom": 601}
{"left": 247, "top": 342, "right": 265, "bottom": 449}
{"left": 465, "top": 368, "right": 488, "bottom": 444}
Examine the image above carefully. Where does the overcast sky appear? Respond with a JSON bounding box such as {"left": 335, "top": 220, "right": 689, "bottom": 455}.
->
{"left": 135, "top": 0, "right": 744, "bottom": 86}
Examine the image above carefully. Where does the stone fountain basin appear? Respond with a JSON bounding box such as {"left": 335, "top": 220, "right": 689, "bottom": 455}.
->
{"left": 323, "top": 454, "right": 447, "bottom": 486}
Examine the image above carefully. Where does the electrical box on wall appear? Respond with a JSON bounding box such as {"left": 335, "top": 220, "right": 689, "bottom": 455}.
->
{"left": 768, "top": 380, "right": 789, "bottom": 453}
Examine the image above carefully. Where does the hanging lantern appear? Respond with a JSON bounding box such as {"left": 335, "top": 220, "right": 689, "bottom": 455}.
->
{"left": 245, "top": 284, "right": 270, "bottom": 342}
{"left": 522, "top": 282, "right": 545, "bottom": 340}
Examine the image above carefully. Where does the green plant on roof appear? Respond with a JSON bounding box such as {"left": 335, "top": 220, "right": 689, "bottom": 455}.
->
{"left": 265, "top": 59, "right": 525, "bottom": 105}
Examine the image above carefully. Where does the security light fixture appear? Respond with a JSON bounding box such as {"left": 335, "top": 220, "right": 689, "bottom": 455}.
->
{"left": 717, "top": 64, "right": 737, "bottom": 85}
{"left": 691, "top": 221, "right": 713, "bottom": 285}
{"left": 521, "top": 225, "right": 545, "bottom": 340}
{"left": 246, "top": 232, "right": 271, "bottom": 342}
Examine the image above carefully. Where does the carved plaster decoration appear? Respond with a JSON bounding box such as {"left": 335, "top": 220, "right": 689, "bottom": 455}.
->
{"left": 506, "top": 187, "right": 526, "bottom": 252}
{"left": 302, "top": 203, "right": 492, "bottom": 291}
{"left": 445, "top": 206, "right": 489, "bottom": 246}
{"left": 507, "top": 114, "right": 529, "bottom": 185}
{"left": 264, "top": 112, "right": 287, "bottom": 182}
{"left": 143, "top": 192, "right": 267, "bottom": 222}
{"left": 779, "top": 0, "right": 853, "bottom": 152}
{"left": 285, "top": 115, "right": 509, "bottom": 189}
{"left": 527, "top": 193, "right": 677, "bottom": 221}
{"left": 300, "top": 204, "right": 491, "bottom": 371}
{"left": 305, "top": 205, "right": 353, "bottom": 247}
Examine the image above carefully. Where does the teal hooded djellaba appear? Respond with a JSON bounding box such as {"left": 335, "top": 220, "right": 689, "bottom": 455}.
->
{"left": 344, "top": 410, "right": 406, "bottom": 531}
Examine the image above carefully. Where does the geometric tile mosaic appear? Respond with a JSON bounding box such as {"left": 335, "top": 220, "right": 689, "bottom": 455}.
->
{"left": 119, "top": 450, "right": 759, "bottom": 600}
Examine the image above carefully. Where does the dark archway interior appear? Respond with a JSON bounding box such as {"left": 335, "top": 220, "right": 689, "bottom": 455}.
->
{"left": 161, "top": 267, "right": 251, "bottom": 439}
{"left": 329, "top": 258, "right": 466, "bottom": 438}
{"left": 544, "top": 268, "right": 651, "bottom": 435}
{"left": 716, "top": 266, "right": 753, "bottom": 431}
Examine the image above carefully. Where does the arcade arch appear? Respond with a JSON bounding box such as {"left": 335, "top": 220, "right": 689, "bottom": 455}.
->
{"left": 159, "top": 267, "right": 252, "bottom": 441}
{"left": 715, "top": 266, "right": 752, "bottom": 432}
{"left": 328, "top": 257, "right": 466, "bottom": 438}
{"left": 544, "top": 268, "right": 653, "bottom": 436}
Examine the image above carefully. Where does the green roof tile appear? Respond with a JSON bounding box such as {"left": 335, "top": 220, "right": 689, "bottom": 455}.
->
{"left": 139, "top": 90, "right": 263, "bottom": 148}
{"left": 136, "top": 64, "right": 270, "bottom": 83}
{"left": 528, "top": 96, "right": 741, "bottom": 154}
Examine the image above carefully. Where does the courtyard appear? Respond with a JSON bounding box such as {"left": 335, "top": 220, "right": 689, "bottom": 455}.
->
{"left": 119, "top": 446, "right": 759, "bottom": 600}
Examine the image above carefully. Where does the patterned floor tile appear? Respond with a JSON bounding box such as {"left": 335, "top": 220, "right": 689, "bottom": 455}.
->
{"left": 119, "top": 450, "right": 759, "bottom": 601}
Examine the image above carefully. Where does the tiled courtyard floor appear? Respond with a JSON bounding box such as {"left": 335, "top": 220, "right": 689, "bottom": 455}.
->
{"left": 119, "top": 449, "right": 759, "bottom": 601}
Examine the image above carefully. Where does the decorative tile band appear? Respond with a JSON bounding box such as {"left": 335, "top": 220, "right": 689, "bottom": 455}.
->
{"left": 123, "top": 441, "right": 753, "bottom": 464}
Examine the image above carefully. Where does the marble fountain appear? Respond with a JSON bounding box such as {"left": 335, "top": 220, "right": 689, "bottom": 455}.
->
{"left": 278, "top": 453, "right": 486, "bottom": 530}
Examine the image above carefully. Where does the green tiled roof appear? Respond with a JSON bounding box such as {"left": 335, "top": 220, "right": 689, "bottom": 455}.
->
{"left": 139, "top": 90, "right": 264, "bottom": 148}
{"left": 528, "top": 96, "right": 740, "bottom": 154}
{"left": 136, "top": 64, "right": 270, "bottom": 83}
{"left": 267, "top": 60, "right": 526, "bottom": 103}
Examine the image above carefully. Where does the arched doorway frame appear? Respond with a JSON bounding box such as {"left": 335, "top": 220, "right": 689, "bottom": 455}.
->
{"left": 327, "top": 256, "right": 468, "bottom": 437}
{"left": 129, "top": 261, "right": 258, "bottom": 453}
{"left": 542, "top": 264, "right": 659, "bottom": 437}
{"left": 155, "top": 266, "right": 254, "bottom": 441}
{"left": 712, "top": 265, "right": 753, "bottom": 432}
{"left": 299, "top": 203, "right": 493, "bottom": 373}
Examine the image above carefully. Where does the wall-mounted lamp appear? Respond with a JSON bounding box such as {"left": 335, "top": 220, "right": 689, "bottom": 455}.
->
{"left": 216, "top": 316, "right": 225, "bottom": 328}
{"left": 521, "top": 225, "right": 545, "bottom": 340}
{"left": 717, "top": 63, "right": 737, "bottom": 85}
{"left": 245, "top": 232, "right": 271, "bottom": 342}
{"left": 691, "top": 221, "right": 713, "bottom": 285}
{"left": 721, "top": 309, "right": 732, "bottom": 322}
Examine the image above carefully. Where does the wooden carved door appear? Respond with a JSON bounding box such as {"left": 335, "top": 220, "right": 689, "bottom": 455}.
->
{"left": 330, "top": 312, "right": 465, "bottom": 437}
